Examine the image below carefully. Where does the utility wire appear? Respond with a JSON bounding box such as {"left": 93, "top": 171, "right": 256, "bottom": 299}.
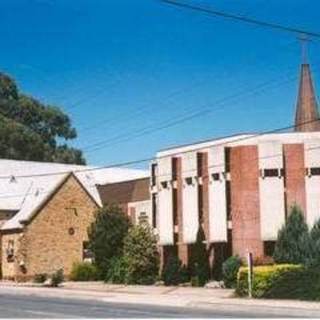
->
{"left": 161, "top": 0, "right": 320, "bottom": 38}
{"left": 0, "top": 117, "right": 319, "bottom": 181}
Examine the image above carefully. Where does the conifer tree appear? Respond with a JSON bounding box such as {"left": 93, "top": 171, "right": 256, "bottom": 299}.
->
{"left": 308, "top": 218, "right": 320, "bottom": 267}
{"left": 273, "top": 205, "right": 310, "bottom": 264}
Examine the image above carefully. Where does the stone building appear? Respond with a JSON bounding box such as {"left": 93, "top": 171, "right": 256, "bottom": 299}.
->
{"left": 0, "top": 160, "right": 148, "bottom": 280}
{"left": 151, "top": 61, "right": 320, "bottom": 267}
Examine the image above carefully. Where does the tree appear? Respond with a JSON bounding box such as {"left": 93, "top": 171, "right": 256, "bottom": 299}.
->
{"left": 273, "top": 205, "right": 311, "bottom": 264}
{"left": 188, "top": 227, "right": 210, "bottom": 287}
{"left": 307, "top": 218, "right": 320, "bottom": 267}
{"left": 87, "top": 205, "right": 131, "bottom": 278}
{"left": 0, "top": 72, "right": 85, "bottom": 164}
{"left": 161, "top": 253, "right": 189, "bottom": 286}
{"left": 123, "top": 224, "right": 160, "bottom": 285}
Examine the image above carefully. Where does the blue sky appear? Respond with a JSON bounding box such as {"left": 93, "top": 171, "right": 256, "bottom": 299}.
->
{"left": 1, "top": 0, "right": 320, "bottom": 168}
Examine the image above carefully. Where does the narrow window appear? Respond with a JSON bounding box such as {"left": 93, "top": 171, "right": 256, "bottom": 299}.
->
{"left": 197, "top": 153, "right": 203, "bottom": 177}
{"left": 172, "top": 188, "right": 178, "bottom": 226}
{"left": 172, "top": 157, "right": 178, "bottom": 181}
{"left": 152, "top": 193, "right": 157, "bottom": 228}
{"left": 83, "top": 241, "right": 94, "bottom": 261}
{"left": 6, "top": 240, "right": 14, "bottom": 263}
{"left": 226, "top": 180, "right": 232, "bottom": 220}
{"left": 225, "top": 147, "right": 231, "bottom": 173}
{"left": 198, "top": 184, "right": 204, "bottom": 222}
{"left": 151, "top": 163, "right": 157, "bottom": 186}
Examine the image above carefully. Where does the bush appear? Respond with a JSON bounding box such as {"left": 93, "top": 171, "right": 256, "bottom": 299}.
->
{"left": 222, "top": 256, "right": 242, "bottom": 288}
{"left": 308, "top": 219, "right": 320, "bottom": 267}
{"left": 263, "top": 267, "right": 320, "bottom": 301}
{"left": 88, "top": 204, "right": 131, "bottom": 278}
{"left": 123, "top": 225, "right": 159, "bottom": 285}
{"left": 33, "top": 273, "right": 47, "bottom": 283}
{"left": 50, "top": 269, "right": 64, "bottom": 287}
{"left": 70, "top": 262, "right": 98, "bottom": 281}
{"left": 188, "top": 227, "right": 210, "bottom": 287}
{"left": 236, "top": 264, "right": 302, "bottom": 298}
{"left": 161, "top": 254, "right": 190, "bottom": 286}
{"left": 273, "top": 205, "right": 311, "bottom": 265}
{"left": 105, "top": 256, "right": 128, "bottom": 284}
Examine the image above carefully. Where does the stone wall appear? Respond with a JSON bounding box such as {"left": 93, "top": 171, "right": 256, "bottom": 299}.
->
{"left": 1, "top": 174, "right": 98, "bottom": 280}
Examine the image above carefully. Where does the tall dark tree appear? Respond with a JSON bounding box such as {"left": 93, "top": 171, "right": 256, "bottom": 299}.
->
{"left": 0, "top": 72, "right": 85, "bottom": 164}
{"left": 308, "top": 218, "right": 320, "bottom": 267}
{"left": 273, "top": 205, "right": 311, "bottom": 265}
{"left": 88, "top": 205, "right": 131, "bottom": 278}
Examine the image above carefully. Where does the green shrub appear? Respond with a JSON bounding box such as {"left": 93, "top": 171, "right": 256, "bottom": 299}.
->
{"left": 263, "top": 267, "right": 320, "bottom": 301}
{"left": 161, "top": 254, "right": 190, "bottom": 286}
{"left": 87, "top": 204, "right": 131, "bottom": 278}
{"left": 188, "top": 227, "right": 210, "bottom": 287}
{"left": 50, "top": 269, "right": 64, "bottom": 287}
{"left": 123, "top": 225, "right": 159, "bottom": 285}
{"left": 236, "top": 264, "right": 302, "bottom": 298}
{"left": 307, "top": 219, "right": 320, "bottom": 267}
{"left": 105, "top": 256, "right": 128, "bottom": 284}
{"left": 222, "top": 255, "right": 242, "bottom": 288}
{"left": 70, "top": 262, "right": 98, "bottom": 281}
{"left": 33, "top": 273, "right": 47, "bottom": 283}
{"left": 273, "top": 205, "right": 311, "bottom": 265}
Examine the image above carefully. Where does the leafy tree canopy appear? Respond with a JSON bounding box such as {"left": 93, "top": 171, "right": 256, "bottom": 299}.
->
{"left": 0, "top": 72, "right": 85, "bottom": 164}
{"left": 88, "top": 204, "right": 131, "bottom": 278}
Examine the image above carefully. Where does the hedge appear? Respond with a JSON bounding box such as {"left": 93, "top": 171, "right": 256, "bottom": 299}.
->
{"left": 70, "top": 262, "right": 98, "bottom": 281}
{"left": 236, "top": 264, "right": 302, "bottom": 298}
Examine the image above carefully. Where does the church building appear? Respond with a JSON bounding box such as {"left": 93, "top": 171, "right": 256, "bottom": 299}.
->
{"left": 151, "top": 60, "right": 320, "bottom": 267}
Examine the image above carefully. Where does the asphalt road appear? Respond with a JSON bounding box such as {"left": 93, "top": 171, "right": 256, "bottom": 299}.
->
{"left": 0, "top": 292, "right": 311, "bottom": 318}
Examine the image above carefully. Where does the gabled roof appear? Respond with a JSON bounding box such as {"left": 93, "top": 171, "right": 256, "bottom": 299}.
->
{"left": 0, "top": 159, "right": 149, "bottom": 231}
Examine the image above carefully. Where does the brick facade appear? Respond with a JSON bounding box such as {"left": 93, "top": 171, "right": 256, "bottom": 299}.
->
{"left": 283, "top": 144, "right": 307, "bottom": 216}
{"left": 230, "top": 145, "right": 264, "bottom": 259}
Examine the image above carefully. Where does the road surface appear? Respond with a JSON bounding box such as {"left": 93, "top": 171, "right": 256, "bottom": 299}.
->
{"left": 0, "top": 292, "right": 314, "bottom": 318}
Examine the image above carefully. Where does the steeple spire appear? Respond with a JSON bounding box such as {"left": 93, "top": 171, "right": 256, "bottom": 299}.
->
{"left": 294, "top": 38, "right": 320, "bottom": 132}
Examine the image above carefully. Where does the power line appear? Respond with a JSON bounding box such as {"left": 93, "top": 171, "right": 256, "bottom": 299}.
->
{"left": 82, "top": 69, "right": 298, "bottom": 153}
{"left": 161, "top": 0, "right": 320, "bottom": 39}
{"left": 0, "top": 117, "right": 319, "bottom": 181}
{"left": 2, "top": 124, "right": 320, "bottom": 200}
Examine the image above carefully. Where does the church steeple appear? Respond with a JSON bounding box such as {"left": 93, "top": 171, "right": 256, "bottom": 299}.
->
{"left": 294, "top": 40, "right": 320, "bottom": 132}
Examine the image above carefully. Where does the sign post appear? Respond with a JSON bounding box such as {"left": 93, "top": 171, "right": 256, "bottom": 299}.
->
{"left": 247, "top": 251, "right": 253, "bottom": 298}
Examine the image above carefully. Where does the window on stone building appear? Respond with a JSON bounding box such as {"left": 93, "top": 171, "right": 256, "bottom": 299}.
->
{"left": 82, "top": 241, "right": 94, "bottom": 261}
{"left": 6, "top": 240, "right": 14, "bottom": 263}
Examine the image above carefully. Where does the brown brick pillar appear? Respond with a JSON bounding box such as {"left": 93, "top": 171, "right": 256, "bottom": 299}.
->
{"left": 283, "top": 144, "right": 306, "bottom": 217}
{"left": 230, "top": 145, "right": 263, "bottom": 260}
{"left": 176, "top": 157, "right": 189, "bottom": 266}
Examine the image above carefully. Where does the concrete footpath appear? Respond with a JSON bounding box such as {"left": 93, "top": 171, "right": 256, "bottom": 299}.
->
{"left": 1, "top": 281, "right": 320, "bottom": 317}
